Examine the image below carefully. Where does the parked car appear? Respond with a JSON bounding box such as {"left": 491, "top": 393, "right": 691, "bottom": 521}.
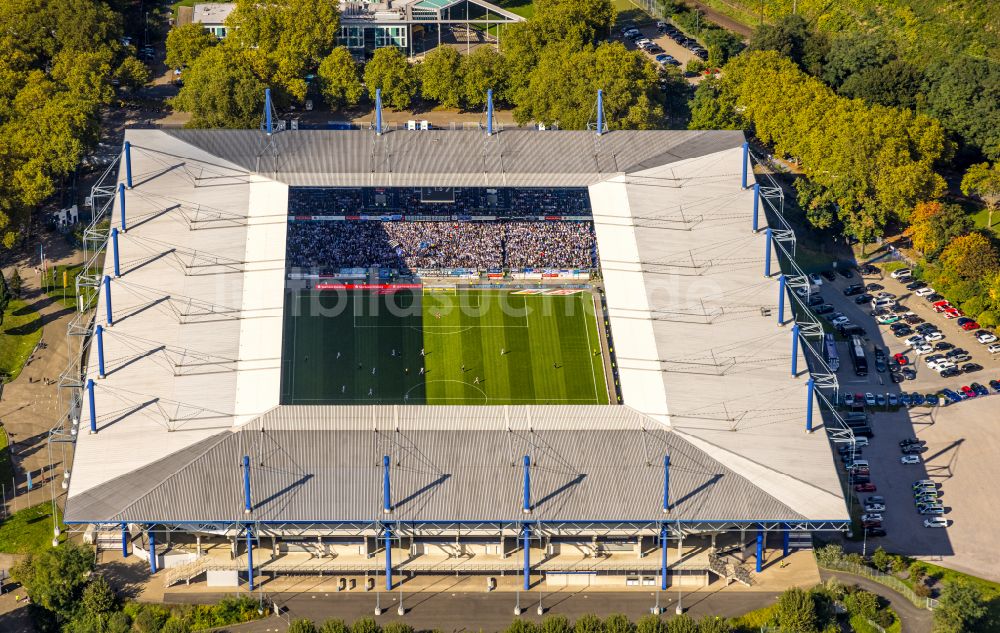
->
{"left": 814, "top": 304, "right": 835, "bottom": 315}
{"left": 821, "top": 270, "right": 837, "bottom": 282}
{"left": 855, "top": 293, "right": 874, "bottom": 304}
{"left": 906, "top": 280, "right": 927, "bottom": 291}
{"left": 934, "top": 341, "right": 954, "bottom": 351}
{"left": 863, "top": 502, "right": 886, "bottom": 512}
{"left": 962, "top": 363, "right": 983, "bottom": 374}
{"left": 855, "top": 483, "right": 877, "bottom": 492}
{"left": 971, "top": 383, "right": 989, "bottom": 397}
{"left": 864, "top": 393, "right": 876, "bottom": 406}
{"left": 860, "top": 513, "right": 883, "bottom": 522}
{"left": 975, "top": 331, "right": 997, "bottom": 344}
{"left": 924, "top": 518, "right": 948, "bottom": 528}
{"left": 900, "top": 455, "right": 921, "bottom": 465}
{"left": 893, "top": 353, "right": 909, "bottom": 365}
{"left": 915, "top": 287, "right": 935, "bottom": 297}
{"left": 961, "top": 385, "right": 976, "bottom": 399}
{"left": 940, "top": 367, "right": 962, "bottom": 378}
{"left": 843, "top": 284, "right": 864, "bottom": 296}
{"left": 890, "top": 268, "right": 912, "bottom": 279}
{"left": 990, "top": 379, "right": 1000, "bottom": 393}
{"left": 987, "top": 343, "right": 1000, "bottom": 353}
{"left": 865, "top": 527, "right": 887, "bottom": 536}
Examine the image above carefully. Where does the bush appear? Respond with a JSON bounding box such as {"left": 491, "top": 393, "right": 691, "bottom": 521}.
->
{"left": 353, "top": 617, "right": 382, "bottom": 633}
{"left": 605, "top": 613, "right": 636, "bottom": 633}
{"left": 665, "top": 613, "right": 698, "bottom": 633}
{"left": 8, "top": 269, "right": 21, "bottom": 298}
{"left": 507, "top": 619, "right": 541, "bottom": 633}
{"left": 697, "top": 615, "right": 732, "bottom": 633}
{"left": 843, "top": 590, "right": 879, "bottom": 620}
{"left": 321, "top": 618, "right": 351, "bottom": 633}
{"left": 575, "top": 614, "right": 603, "bottom": 633}
{"left": 382, "top": 622, "right": 414, "bottom": 633}
{"left": 870, "top": 547, "right": 891, "bottom": 572}
{"left": 636, "top": 614, "right": 667, "bottom": 633}
{"left": 541, "top": 615, "right": 572, "bottom": 633}
{"left": 289, "top": 619, "right": 319, "bottom": 633}
{"left": 914, "top": 583, "right": 932, "bottom": 598}
{"left": 815, "top": 544, "right": 845, "bottom": 566}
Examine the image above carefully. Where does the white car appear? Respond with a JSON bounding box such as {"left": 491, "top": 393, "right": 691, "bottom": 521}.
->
{"left": 924, "top": 517, "right": 948, "bottom": 528}
{"left": 933, "top": 361, "right": 956, "bottom": 373}
{"left": 809, "top": 273, "right": 823, "bottom": 286}
{"left": 891, "top": 268, "right": 912, "bottom": 279}
{"left": 988, "top": 343, "right": 1000, "bottom": 354}
{"left": 860, "top": 513, "right": 883, "bottom": 522}
{"left": 924, "top": 331, "right": 944, "bottom": 341}
{"left": 875, "top": 291, "right": 896, "bottom": 299}
{"left": 854, "top": 437, "right": 869, "bottom": 448}
{"left": 976, "top": 332, "right": 998, "bottom": 344}
{"left": 913, "top": 344, "right": 934, "bottom": 355}
{"left": 864, "top": 503, "right": 886, "bottom": 512}
{"left": 901, "top": 455, "right": 922, "bottom": 465}
{"left": 905, "top": 335, "right": 925, "bottom": 347}
{"left": 915, "top": 287, "right": 935, "bottom": 297}
{"left": 864, "top": 393, "right": 876, "bottom": 406}
{"left": 832, "top": 316, "right": 850, "bottom": 327}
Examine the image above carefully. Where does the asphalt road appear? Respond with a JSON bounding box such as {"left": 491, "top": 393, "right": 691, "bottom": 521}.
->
{"left": 166, "top": 589, "right": 781, "bottom": 632}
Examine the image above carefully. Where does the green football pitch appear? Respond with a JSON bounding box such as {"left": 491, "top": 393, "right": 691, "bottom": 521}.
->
{"left": 281, "top": 288, "right": 609, "bottom": 405}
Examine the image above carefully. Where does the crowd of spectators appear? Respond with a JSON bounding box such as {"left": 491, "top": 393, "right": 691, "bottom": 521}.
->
{"left": 286, "top": 220, "right": 596, "bottom": 271}
{"left": 288, "top": 186, "right": 593, "bottom": 218}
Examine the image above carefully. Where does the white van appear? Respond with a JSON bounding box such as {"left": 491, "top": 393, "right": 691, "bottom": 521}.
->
{"left": 848, "top": 460, "right": 870, "bottom": 470}
{"left": 871, "top": 297, "right": 896, "bottom": 309}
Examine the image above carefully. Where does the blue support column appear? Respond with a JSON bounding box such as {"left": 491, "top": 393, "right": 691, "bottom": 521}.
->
{"left": 596, "top": 89, "right": 605, "bottom": 136}
{"left": 87, "top": 379, "right": 97, "bottom": 434}
{"left": 806, "top": 378, "right": 815, "bottom": 432}
{"left": 124, "top": 141, "right": 133, "bottom": 189}
{"left": 104, "top": 275, "right": 113, "bottom": 326}
{"left": 522, "top": 455, "right": 531, "bottom": 513}
{"left": 121, "top": 523, "right": 129, "bottom": 557}
{"left": 384, "top": 525, "right": 393, "bottom": 590}
{"left": 487, "top": 89, "right": 494, "bottom": 136}
{"left": 118, "top": 183, "right": 126, "bottom": 232}
{"left": 752, "top": 183, "right": 760, "bottom": 232}
{"left": 764, "top": 228, "right": 773, "bottom": 277}
{"left": 755, "top": 527, "right": 764, "bottom": 573}
{"left": 243, "top": 455, "right": 252, "bottom": 514}
{"left": 522, "top": 523, "right": 531, "bottom": 591}
{"left": 777, "top": 275, "right": 786, "bottom": 325}
{"left": 662, "top": 454, "right": 670, "bottom": 513}
{"left": 264, "top": 88, "right": 273, "bottom": 135}
{"left": 111, "top": 228, "right": 121, "bottom": 278}
{"left": 741, "top": 141, "right": 749, "bottom": 189}
{"left": 660, "top": 525, "right": 668, "bottom": 590}
{"left": 375, "top": 89, "right": 383, "bottom": 135}
{"left": 149, "top": 528, "right": 157, "bottom": 574}
{"left": 246, "top": 525, "right": 255, "bottom": 590}
{"left": 791, "top": 324, "right": 800, "bottom": 377}
{"left": 383, "top": 455, "right": 392, "bottom": 514}
{"left": 96, "top": 325, "right": 106, "bottom": 378}
{"left": 782, "top": 523, "right": 790, "bottom": 557}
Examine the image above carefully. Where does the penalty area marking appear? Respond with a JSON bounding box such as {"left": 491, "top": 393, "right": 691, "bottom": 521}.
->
{"left": 408, "top": 379, "right": 489, "bottom": 404}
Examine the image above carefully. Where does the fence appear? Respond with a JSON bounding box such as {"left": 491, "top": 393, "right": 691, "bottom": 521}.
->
{"left": 817, "top": 559, "right": 938, "bottom": 610}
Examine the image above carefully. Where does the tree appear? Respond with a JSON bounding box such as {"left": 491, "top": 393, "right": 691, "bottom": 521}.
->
{"left": 574, "top": 614, "right": 604, "bottom": 633}
{"left": 933, "top": 580, "right": 988, "bottom": 633}
{"left": 962, "top": 162, "right": 1000, "bottom": 229}
{"left": 532, "top": 0, "right": 616, "bottom": 47}
{"left": 748, "top": 14, "right": 827, "bottom": 75}
{"left": 81, "top": 576, "right": 117, "bottom": 616}
{"left": 870, "top": 547, "right": 891, "bottom": 572}
{"left": 939, "top": 232, "right": 1000, "bottom": 283}
{"left": 11, "top": 542, "right": 95, "bottom": 620}
{"left": 773, "top": 587, "right": 818, "bottom": 633}
{"left": 321, "top": 619, "right": 351, "bottom": 633}
{"left": 289, "top": 620, "right": 319, "bottom": 633}
{"left": 604, "top": 613, "right": 636, "bottom": 633}
{"left": 166, "top": 23, "right": 217, "bottom": 70}
{"left": 907, "top": 201, "right": 973, "bottom": 260}
{"left": 161, "top": 619, "right": 192, "bottom": 633}
{"left": 821, "top": 32, "right": 895, "bottom": 88}
{"left": 837, "top": 59, "right": 922, "bottom": 109}
{"left": 702, "top": 29, "right": 743, "bottom": 66}
{"left": 507, "top": 619, "right": 541, "bottom": 633}
{"left": 923, "top": 58, "right": 1000, "bottom": 160}
{"left": 227, "top": 0, "right": 340, "bottom": 101}
{"left": 317, "top": 47, "right": 363, "bottom": 109}
{"left": 842, "top": 590, "right": 879, "bottom": 620}
{"left": 664, "top": 614, "right": 698, "bottom": 633}
{"left": 461, "top": 46, "right": 508, "bottom": 109}
{"left": 419, "top": 46, "right": 463, "bottom": 109}
{"left": 697, "top": 616, "right": 731, "bottom": 633}
{"left": 635, "top": 614, "right": 666, "bottom": 633}
{"left": 133, "top": 606, "right": 169, "bottom": 633}
{"left": 541, "top": 615, "right": 572, "bottom": 633}
{"left": 364, "top": 47, "right": 418, "bottom": 110}
{"left": 172, "top": 46, "right": 267, "bottom": 128}
{"left": 115, "top": 57, "right": 151, "bottom": 92}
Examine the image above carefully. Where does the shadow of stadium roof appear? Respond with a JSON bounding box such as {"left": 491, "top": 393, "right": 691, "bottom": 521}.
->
{"left": 164, "top": 128, "right": 747, "bottom": 187}
{"left": 65, "top": 405, "right": 819, "bottom": 525}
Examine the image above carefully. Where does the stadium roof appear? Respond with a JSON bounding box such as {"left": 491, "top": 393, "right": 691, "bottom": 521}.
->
{"left": 64, "top": 128, "right": 848, "bottom": 527}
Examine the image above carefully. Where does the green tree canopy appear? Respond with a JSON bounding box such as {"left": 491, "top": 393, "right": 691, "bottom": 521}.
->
{"left": 320, "top": 619, "right": 350, "bottom": 633}
{"left": 923, "top": 58, "right": 1000, "bottom": 161}
{"left": 352, "top": 617, "right": 382, "bottom": 633}
{"left": 773, "top": 587, "right": 819, "bottom": 633}
{"left": 573, "top": 614, "right": 604, "bottom": 633}
{"left": 837, "top": 59, "right": 923, "bottom": 109}
{"left": 166, "top": 23, "right": 217, "bottom": 70}
{"left": 635, "top": 614, "right": 667, "bottom": 633}
{"left": 420, "top": 46, "right": 464, "bottom": 109}
{"left": 748, "top": 14, "right": 827, "bottom": 75}
{"left": 664, "top": 614, "right": 699, "bottom": 633}
{"left": 172, "top": 46, "right": 267, "bottom": 128}
{"left": 604, "top": 613, "right": 636, "bottom": 633}
{"left": 697, "top": 616, "right": 732, "bottom": 633}
{"left": 461, "top": 46, "right": 507, "bottom": 109}
{"left": 288, "top": 620, "right": 319, "bottom": 633}
{"left": 933, "top": 579, "right": 988, "bottom": 633}
{"left": 962, "top": 162, "right": 1000, "bottom": 228}
{"left": 907, "top": 201, "right": 973, "bottom": 260}
{"left": 821, "top": 32, "right": 895, "bottom": 88}
{"left": 318, "top": 47, "right": 364, "bottom": 109}
{"left": 11, "top": 542, "right": 96, "bottom": 620}
{"left": 80, "top": 576, "right": 118, "bottom": 616}
{"left": 115, "top": 56, "right": 152, "bottom": 92}
{"left": 363, "top": 47, "right": 418, "bottom": 110}
{"left": 227, "top": 0, "right": 340, "bottom": 101}
{"left": 540, "top": 615, "right": 572, "bottom": 633}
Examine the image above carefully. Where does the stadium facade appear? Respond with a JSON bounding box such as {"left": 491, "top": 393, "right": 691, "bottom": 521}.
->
{"left": 59, "top": 125, "right": 850, "bottom": 592}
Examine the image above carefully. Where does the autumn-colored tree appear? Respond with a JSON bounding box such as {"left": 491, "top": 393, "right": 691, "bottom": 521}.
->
{"left": 907, "top": 201, "right": 973, "bottom": 260}
{"left": 939, "top": 233, "right": 1000, "bottom": 285}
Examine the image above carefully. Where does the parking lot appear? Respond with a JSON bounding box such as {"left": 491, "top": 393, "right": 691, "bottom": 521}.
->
{"left": 616, "top": 20, "right": 703, "bottom": 70}
{"left": 809, "top": 264, "right": 1000, "bottom": 581}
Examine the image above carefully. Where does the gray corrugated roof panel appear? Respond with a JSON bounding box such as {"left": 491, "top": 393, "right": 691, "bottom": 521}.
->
{"left": 64, "top": 405, "right": 806, "bottom": 524}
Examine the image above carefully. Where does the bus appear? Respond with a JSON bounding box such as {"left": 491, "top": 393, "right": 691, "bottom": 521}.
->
{"left": 824, "top": 333, "right": 840, "bottom": 372}
{"left": 849, "top": 334, "right": 868, "bottom": 377}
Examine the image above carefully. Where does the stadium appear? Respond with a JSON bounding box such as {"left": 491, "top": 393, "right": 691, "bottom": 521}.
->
{"left": 57, "top": 103, "right": 851, "bottom": 597}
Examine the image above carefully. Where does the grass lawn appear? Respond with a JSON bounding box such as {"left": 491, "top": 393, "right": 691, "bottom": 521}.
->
{"left": 496, "top": 0, "right": 535, "bottom": 19}
{"left": 966, "top": 203, "right": 999, "bottom": 237}
{"left": 0, "top": 427, "right": 11, "bottom": 498}
{"left": 906, "top": 560, "right": 1000, "bottom": 626}
{"left": 0, "top": 503, "right": 67, "bottom": 554}
{"left": 0, "top": 299, "right": 43, "bottom": 383}
{"left": 281, "top": 288, "right": 608, "bottom": 405}
{"left": 42, "top": 263, "right": 84, "bottom": 309}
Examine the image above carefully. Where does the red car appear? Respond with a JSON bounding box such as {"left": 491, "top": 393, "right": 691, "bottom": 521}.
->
{"left": 932, "top": 300, "right": 952, "bottom": 308}
{"left": 933, "top": 304, "right": 951, "bottom": 313}
{"left": 961, "top": 385, "right": 976, "bottom": 399}
{"left": 944, "top": 309, "right": 964, "bottom": 319}
{"left": 862, "top": 520, "right": 882, "bottom": 529}
{"left": 893, "top": 353, "right": 909, "bottom": 366}
{"left": 961, "top": 321, "right": 981, "bottom": 331}
{"left": 855, "top": 483, "right": 877, "bottom": 492}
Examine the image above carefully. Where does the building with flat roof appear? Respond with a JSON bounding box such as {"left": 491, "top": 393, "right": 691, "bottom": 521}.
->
{"left": 59, "top": 122, "right": 849, "bottom": 593}
{"left": 191, "top": 3, "right": 235, "bottom": 38}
